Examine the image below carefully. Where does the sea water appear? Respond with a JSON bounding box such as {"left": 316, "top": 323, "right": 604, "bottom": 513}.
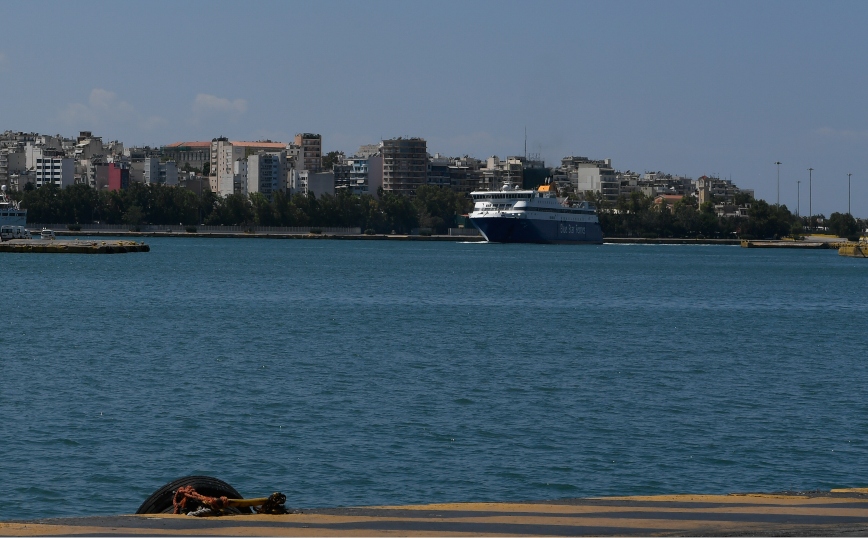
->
{"left": 1, "top": 238, "right": 867, "bottom": 520}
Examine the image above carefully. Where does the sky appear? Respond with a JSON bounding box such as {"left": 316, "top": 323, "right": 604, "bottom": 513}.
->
{"left": 2, "top": 0, "right": 867, "bottom": 216}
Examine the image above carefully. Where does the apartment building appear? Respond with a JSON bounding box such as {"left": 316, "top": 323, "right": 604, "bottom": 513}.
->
{"left": 143, "top": 158, "right": 179, "bottom": 186}
{"left": 247, "top": 151, "right": 286, "bottom": 199}
{"left": 696, "top": 176, "right": 752, "bottom": 205}
{"left": 93, "top": 162, "right": 130, "bottom": 191}
{"left": 34, "top": 156, "right": 74, "bottom": 188}
{"left": 0, "top": 149, "right": 26, "bottom": 190}
{"left": 293, "top": 133, "right": 322, "bottom": 172}
{"left": 74, "top": 132, "right": 104, "bottom": 161}
{"left": 481, "top": 156, "right": 524, "bottom": 191}
{"left": 335, "top": 151, "right": 383, "bottom": 197}
{"left": 561, "top": 156, "right": 619, "bottom": 201}
{"left": 210, "top": 138, "right": 288, "bottom": 195}
{"left": 381, "top": 137, "right": 427, "bottom": 196}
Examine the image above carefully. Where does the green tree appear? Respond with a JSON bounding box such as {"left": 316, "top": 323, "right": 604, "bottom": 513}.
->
{"left": 828, "top": 212, "right": 859, "bottom": 238}
{"left": 322, "top": 151, "right": 345, "bottom": 170}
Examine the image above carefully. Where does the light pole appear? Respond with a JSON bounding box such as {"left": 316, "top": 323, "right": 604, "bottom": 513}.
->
{"left": 848, "top": 173, "right": 852, "bottom": 216}
{"left": 774, "top": 161, "right": 782, "bottom": 206}
{"left": 808, "top": 167, "right": 813, "bottom": 231}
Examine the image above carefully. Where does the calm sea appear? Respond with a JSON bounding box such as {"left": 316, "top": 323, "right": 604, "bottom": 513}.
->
{"left": 2, "top": 238, "right": 868, "bottom": 520}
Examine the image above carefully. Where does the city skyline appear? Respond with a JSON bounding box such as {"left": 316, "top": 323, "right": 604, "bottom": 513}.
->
{"left": 1, "top": 1, "right": 867, "bottom": 216}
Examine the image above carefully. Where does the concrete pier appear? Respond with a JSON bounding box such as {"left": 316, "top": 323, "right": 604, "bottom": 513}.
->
{"left": 3, "top": 492, "right": 868, "bottom": 536}
{"left": 0, "top": 239, "right": 149, "bottom": 254}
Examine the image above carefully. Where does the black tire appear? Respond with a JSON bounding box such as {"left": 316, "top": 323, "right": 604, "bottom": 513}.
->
{"left": 135, "top": 475, "right": 251, "bottom": 514}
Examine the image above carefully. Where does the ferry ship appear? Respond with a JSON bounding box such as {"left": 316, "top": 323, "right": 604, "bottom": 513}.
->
{"left": 468, "top": 182, "right": 603, "bottom": 244}
{"left": 0, "top": 185, "right": 27, "bottom": 227}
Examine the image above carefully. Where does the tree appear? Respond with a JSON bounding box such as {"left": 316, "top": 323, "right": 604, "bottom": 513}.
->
{"left": 123, "top": 205, "right": 144, "bottom": 226}
{"left": 322, "top": 151, "right": 345, "bottom": 170}
{"left": 413, "top": 185, "right": 471, "bottom": 234}
{"left": 828, "top": 212, "right": 859, "bottom": 238}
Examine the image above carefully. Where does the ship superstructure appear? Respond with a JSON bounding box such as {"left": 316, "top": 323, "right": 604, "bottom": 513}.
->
{"left": 0, "top": 185, "right": 26, "bottom": 227}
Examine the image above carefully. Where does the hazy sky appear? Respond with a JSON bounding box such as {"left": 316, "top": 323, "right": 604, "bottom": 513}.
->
{"left": 2, "top": 0, "right": 867, "bottom": 216}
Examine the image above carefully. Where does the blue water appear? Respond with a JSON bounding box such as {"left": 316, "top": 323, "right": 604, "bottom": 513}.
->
{"left": 2, "top": 239, "right": 868, "bottom": 520}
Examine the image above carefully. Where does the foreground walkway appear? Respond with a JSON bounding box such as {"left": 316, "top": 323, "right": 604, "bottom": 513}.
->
{"left": 3, "top": 493, "right": 868, "bottom": 536}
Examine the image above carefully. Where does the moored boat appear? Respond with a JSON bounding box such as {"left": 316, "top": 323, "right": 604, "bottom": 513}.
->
{"left": 468, "top": 181, "right": 603, "bottom": 244}
{"left": 0, "top": 185, "right": 27, "bottom": 228}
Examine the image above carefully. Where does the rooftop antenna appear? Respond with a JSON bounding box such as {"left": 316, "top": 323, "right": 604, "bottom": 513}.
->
{"left": 524, "top": 127, "right": 527, "bottom": 161}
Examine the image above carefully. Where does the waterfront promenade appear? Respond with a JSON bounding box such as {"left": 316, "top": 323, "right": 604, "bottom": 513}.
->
{"left": 3, "top": 492, "right": 868, "bottom": 536}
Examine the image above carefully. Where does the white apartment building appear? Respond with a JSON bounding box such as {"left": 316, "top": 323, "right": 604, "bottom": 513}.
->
{"left": 561, "top": 157, "right": 618, "bottom": 201}
{"left": 143, "top": 158, "right": 179, "bottom": 186}
{"left": 217, "top": 159, "right": 248, "bottom": 196}
{"left": 34, "top": 157, "right": 74, "bottom": 188}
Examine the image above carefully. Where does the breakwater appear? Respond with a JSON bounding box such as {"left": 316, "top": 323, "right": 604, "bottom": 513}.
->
{"left": 0, "top": 239, "right": 149, "bottom": 254}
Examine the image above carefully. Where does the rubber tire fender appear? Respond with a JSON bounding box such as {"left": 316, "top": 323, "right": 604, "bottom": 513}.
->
{"left": 135, "top": 475, "right": 251, "bottom": 514}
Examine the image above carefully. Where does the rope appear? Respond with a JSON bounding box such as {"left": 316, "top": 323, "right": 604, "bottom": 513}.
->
{"left": 172, "top": 485, "right": 230, "bottom": 514}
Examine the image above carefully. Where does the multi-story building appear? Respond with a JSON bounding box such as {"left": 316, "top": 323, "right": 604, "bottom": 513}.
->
{"left": 209, "top": 138, "right": 288, "bottom": 195}
{"left": 94, "top": 162, "right": 130, "bottom": 191}
{"left": 294, "top": 133, "right": 322, "bottom": 172}
{"left": 381, "top": 137, "right": 427, "bottom": 196}
{"left": 162, "top": 141, "right": 211, "bottom": 172}
{"left": 247, "top": 151, "right": 286, "bottom": 199}
{"left": 427, "top": 154, "right": 452, "bottom": 188}
{"left": 143, "top": 158, "right": 179, "bottom": 186}
{"left": 561, "top": 156, "right": 619, "bottom": 201}
{"left": 34, "top": 156, "right": 74, "bottom": 188}
{"left": 74, "top": 132, "right": 104, "bottom": 161}
{"left": 218, "top": 159, "right": 248, "bottom": 196}
{"left": 695, "top": 175, "right": 750, "bottom": 205}
{"left": 0, "top": 149, "right": 26, "bottom": 190}
{"left": 333, "top": 161, "right": 352, "bottom": 190}
{"left": 336, "top": 150, "right": 383, "bottom": 197}
{"left": 24, "top": 137, "right": 64, "bottom": 169}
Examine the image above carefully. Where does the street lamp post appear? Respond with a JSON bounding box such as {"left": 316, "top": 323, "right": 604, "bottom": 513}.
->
{"left": 848, "top": 173, "right": 852, "bottom": 216}
{"left": 774, "top": 161, "right": 782, "bottom": 206}
{"left": 808, "top": 168, "right": 813, "bottom": 231}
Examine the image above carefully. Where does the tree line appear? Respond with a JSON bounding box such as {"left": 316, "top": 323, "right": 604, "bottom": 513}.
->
{"left": 591, "top": 191, "right": 863, "bottom": 240}
{"left": 14, "top": 183, "right": 472, "bottom": 234}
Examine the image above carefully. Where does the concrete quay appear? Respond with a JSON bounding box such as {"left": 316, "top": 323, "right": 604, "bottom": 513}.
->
{"left": 4, "top": 492, "right": 868, "bottom": 536}
{"left": 0, "top": 239, "right": 149, "bottom": 254}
